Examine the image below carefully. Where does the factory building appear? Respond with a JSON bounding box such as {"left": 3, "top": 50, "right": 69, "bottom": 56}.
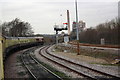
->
{"left": 72, "top": 20, "right": 86, "bottom": 33}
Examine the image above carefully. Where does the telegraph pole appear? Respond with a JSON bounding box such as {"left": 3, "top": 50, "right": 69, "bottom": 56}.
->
{"left": 75, "top": 0, "right": 80, "bottom": 55}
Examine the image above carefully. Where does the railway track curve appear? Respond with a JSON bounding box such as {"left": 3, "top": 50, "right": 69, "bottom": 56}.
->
{"left": 21, "top": 47, "right": 62, "bottom": 80}
{"left": 39, "top": 46, "right": 120, "bottom": 80}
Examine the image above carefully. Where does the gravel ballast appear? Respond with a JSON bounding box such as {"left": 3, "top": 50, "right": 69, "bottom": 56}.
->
{"left": 49, "top": 45, "right": 120, "bottom": 77}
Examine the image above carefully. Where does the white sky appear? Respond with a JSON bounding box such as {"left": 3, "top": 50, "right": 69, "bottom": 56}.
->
{"left": 0, "top": 0, "right": 119, "bottom": 34}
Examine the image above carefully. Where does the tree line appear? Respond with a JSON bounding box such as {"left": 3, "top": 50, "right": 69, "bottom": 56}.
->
{"left": 0, "top": 18, "right": 34, "bottom": 37}
{"left": 70, "top": 18, "right": 120, "bottom": 45}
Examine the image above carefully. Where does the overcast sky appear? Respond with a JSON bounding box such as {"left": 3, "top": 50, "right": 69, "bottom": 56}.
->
{"left": 0, "top": 0, "right": 119, "bottom": 34}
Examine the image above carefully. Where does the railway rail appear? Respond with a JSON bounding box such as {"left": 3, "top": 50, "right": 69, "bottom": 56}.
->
{"left": 69, "top": 42, "right": 120, "bottom": 49}
{"left": 59, "top": 43, "right": 120, "bottom": 54}
{"left": 39, "top": 46, "right": 120, "bottom": 80}
{"left": 21, "top": 47, "right": 61, "bottom": 80}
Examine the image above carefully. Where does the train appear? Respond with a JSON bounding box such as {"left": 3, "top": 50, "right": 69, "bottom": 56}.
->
{"left": 0, "top": 36, "right": 44, "bottom": 80}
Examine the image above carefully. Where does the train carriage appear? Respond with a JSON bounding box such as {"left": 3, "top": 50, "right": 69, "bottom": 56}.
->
{"left": 0, "top": 36, "right": 44, "bottom": 79}
{"left": 0, "top": 36, "right": 4, "bottom": 80}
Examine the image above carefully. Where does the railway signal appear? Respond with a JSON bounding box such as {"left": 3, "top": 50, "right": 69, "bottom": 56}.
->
{"left": 54, "top": 24, "right": 68, "bottom": 44}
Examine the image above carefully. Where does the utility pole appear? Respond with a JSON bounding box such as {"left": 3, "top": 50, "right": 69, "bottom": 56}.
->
{"left": 75, "top": 0, "right": 80, "bottom": 55}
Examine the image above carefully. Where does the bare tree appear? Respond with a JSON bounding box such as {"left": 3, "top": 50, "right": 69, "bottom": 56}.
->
{"left": 74, "top": 18, "right": 120, "bottom": 45}
{"left": 1, "top": 18, "right": 34, "bottom": 37}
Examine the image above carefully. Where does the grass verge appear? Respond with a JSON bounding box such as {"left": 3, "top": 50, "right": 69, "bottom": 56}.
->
{"left": 54, "top": 45, "right": 120, "bottom": 66}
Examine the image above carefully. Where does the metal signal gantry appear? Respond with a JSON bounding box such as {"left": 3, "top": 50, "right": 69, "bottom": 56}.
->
{"left": 54, "top": 24, "right": 68, "bottom": 44}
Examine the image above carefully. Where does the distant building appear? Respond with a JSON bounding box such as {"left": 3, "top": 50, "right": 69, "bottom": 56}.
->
{"left": 72, "top": 20, "right": 86, "bottom": 33}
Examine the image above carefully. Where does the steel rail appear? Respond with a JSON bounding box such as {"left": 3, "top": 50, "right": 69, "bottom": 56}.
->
{"left": 29, "top": 52, "right": 62, "bottom": 80}
{"left": 69, "top": 42, "right": 120, "bottom": 49}
{"left": 21, "top": 47, "right": 62, "bottom": 80}
{"left": 21, "top": 51, "right": 37, "bottom": 80}
{"left": 40, "top": 46, "right": 120, "bottom": 80}
{"left": 46, "top": 46, "right": 120, "bottom": 79}
{"left": 39, "top": 46, "right": 96, "bottom": 80}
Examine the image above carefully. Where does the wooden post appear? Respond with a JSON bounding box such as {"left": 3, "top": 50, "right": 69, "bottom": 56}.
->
{"left": 77, "top": 40, "right": 80, "bottom": 55}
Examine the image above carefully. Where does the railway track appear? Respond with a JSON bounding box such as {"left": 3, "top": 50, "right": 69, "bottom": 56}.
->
{"left": 69, "top": 42, "right": 120, "bottom": 49}
{"left": 59, "top": 43, "right": 120, "bottom": 55}
{"left": 39, "top": 46, "right": 120, "bottom": 80}
{"left": 21, "top": 47, "right": 62, "bottom": 80}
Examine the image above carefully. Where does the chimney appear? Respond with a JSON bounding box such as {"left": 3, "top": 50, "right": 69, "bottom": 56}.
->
{"left": 67, "top": 10, "right": 70, "bottom": 35}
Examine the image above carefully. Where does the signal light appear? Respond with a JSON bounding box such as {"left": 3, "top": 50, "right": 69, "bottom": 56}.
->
{"left": 63, "top": 23, "right": 68, "bottom": 25}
